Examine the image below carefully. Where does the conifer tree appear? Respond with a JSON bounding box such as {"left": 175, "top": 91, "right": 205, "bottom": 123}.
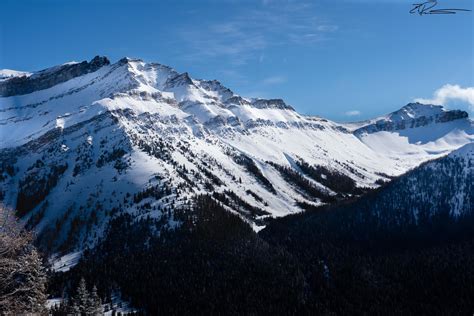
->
{"left": 89, "top": 285, "right": 104, "bottom": 315}
{"left": 0, "top": 206, "right": 47, "bottom": 314}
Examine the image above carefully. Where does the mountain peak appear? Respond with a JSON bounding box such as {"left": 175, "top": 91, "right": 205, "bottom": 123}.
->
{"left": 118, "top": 56, "right": 144, "bottom": 65}
{"left": 392, "top": 102, "right": 446, "bottom": 119}
{"left": 89, "top": 55, "right": 110, "bottom": 67}
{"left": 352, "top": 102, "right": 469, "bottom": 135}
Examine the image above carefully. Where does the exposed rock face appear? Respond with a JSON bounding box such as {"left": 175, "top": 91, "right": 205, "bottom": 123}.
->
{"left": 165, "top": 72, "right": 194, "bottom": 88}
{"left": 251, "top": 98, "right": 295, "bottom": 110}
{"left": 225, "top": 95, "right": 251, "bottom": 106}
{"left": 0, "top": 56, "right": 110, "bottom": 97}
{"left": 199, "top": 79, "right": 235, "bottom": 102}
{"left": 436, "top": 110, "right": 469, "bottom": 123}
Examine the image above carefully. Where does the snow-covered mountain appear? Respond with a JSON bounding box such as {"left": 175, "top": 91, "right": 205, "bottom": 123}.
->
{"left": 0, "top": 56, "right": 472, "bottom": 251}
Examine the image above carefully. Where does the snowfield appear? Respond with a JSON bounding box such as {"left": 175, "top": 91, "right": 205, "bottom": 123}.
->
{"left": 0, "top": 56, "right": 472, "bottom": 252}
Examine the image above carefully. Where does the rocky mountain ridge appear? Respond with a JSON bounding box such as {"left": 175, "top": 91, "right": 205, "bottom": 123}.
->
{"left": 353, "top": 103, "right": 469, "bottom": 135}
{"left": 0, "top": 56, "right": 472, "bottom": 252}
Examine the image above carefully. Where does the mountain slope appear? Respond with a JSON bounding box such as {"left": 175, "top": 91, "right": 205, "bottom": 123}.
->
{"left": 263, "top": 142, "right": 474, "bottom": 243}
{"left": 371, "top": 142, "right": 473, "bottom": 221}
{"left": 0, "top": 56, "right": 472, "bottom": 251}
{"left": 259, "top": 143, "right": 474, "bottom": 314}
{"left": 51, "top": 143, "right": 474, "bottom": 315}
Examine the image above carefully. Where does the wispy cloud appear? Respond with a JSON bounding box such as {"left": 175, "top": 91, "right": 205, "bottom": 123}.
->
{"left": 414, "top": 84, "right": 474, "bottom": 111}
{"left": 178, "top": 2, "right": 338, "bottom": 65}
{"left": 262, "top": 75, "right": 287, "bottom": 85}
{"left": 345, "top": 110, "right": 361, "bottom": 116}
{"left": 317, "top": 25, "right": 339, "bottom": 32}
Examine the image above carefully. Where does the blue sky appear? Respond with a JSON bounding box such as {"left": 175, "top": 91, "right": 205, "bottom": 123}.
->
{"left": 0, "top": 0, "right": 472, "bottom": 121}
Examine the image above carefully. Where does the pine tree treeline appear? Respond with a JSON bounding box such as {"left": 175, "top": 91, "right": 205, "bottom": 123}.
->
{"left": 232, "top": 154, "right": 276, "bottom": 194}
{"left": 295, "top": 159, "right": 365, "bottom": 196}
{"left": 16, "top": 162, "right": 68, "bottom": 216}
{"left": 49, "top": 195, "right": 306, "bottom": 315}
{"left": 261, "top": 156, "right": 474, "bottom": 314}
{"left": 268, "top": 161, "right": 335, "bottom": 203}
{"left": 50, "top": 278, "right": 103, "bottom": 315}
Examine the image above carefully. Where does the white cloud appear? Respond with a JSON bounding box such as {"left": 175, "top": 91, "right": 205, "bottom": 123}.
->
{"left": 415, "top": 84, "right": 474, "bottom": 111}
{"left": 345, "top": 110, "right": 361, "bottom": 116}
{"left": 262, "top": 75, "right": 287, "bottom": 85}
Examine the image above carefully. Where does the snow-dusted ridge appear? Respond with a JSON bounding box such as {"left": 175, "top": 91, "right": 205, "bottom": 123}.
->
{"left": 450, "top": 142, "right": 474, "bottom": 159}
{"left": 0, "top": 69, "right": 32, "bottom": 82}
{"left": 343, "top": 102, "right": 469, "bottom": 133}
{"left": 0, "top": 56, "right": 472, "bottom": 251}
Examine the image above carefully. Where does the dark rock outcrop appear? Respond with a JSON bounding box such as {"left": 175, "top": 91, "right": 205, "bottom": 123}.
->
{"left": 251, "top": 98, "right": 295, "bottom": 110}
{"left": 0, "top": 56, "right": 110, "bottom": 97}
{"left": 225, "top": 95, "right": 251, "bottom": 106}
{"left": 165, "top": 72, "right": 194, "bottom": 88}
